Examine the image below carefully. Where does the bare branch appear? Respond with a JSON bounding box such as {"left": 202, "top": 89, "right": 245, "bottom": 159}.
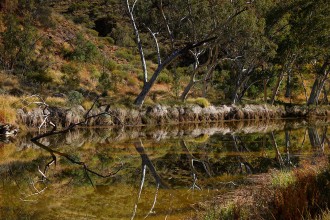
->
{"left": 127, "top": 0, "right": 148, "bottom": 84}
{"left": 145, "top": 26, "right": 162, "bottom": 65}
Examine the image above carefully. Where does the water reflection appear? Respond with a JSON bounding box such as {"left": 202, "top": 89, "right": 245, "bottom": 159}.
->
{"left": 0, "top": 120, "right": 329, "bottom": 219}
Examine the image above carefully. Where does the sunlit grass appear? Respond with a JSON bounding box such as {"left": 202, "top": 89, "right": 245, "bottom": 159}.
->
{"left": 271, "top": 170, "right": 296, "bottom": 188}
{"left": 187, "top": 97, "right": 211, "bottom": 108}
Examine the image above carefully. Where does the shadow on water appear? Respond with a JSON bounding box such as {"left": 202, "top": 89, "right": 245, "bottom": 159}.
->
{"left": 0, "top": 119, "right": 329, "bottom": 219}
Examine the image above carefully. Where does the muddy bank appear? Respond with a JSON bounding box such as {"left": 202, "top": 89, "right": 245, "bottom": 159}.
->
{"left": 15, "top": 104, "right": 330, "bottom": 128}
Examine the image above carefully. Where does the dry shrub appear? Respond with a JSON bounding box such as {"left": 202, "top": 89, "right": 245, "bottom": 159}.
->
{"left": 271, "top": 162, "right": 329, "bottom": 220}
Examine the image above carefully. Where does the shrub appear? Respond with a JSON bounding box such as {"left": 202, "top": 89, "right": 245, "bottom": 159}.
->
{"left": 89, "top": 66, "right": 101, "bottom": 81}
{"left": 67, "top": 90, "right": 84, "bottom": 106}
{"left": 25, "top": 71, "right": 53, "bottom": 84}
{"left": 0, "top": 14, "right": 39, "bottom": 72}
{"left": 157, "top": 72, "right": 172, "bottom": 84}
{"left": 105, "top": 59, "right": 117, "bottom": 71}
{"left": 115, "top": 49, "right": 134, "bottom": 61}
{"left": 98, "top": 71, "right": 112, "bottom": 91}
{"left": 187, "top": 97, "right": 211, "bottom": 108}
{"left": 68, "top": 34, "right": 100, "bottom": 62}
{"left": 271, "top": 171, "right": 296, "bottom": 188}
{"left": 61, "top": 64, "right": 80, "bottom": 88}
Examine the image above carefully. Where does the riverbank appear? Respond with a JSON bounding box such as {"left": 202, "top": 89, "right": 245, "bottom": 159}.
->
{"left": 14, "top": 103, "right": 330, "bottom": 128}
{"left": 1, "top": 99, "right": 330, "bottom": 136}
{"left": 197, "top": 156, "right": 330, "bottom": 220}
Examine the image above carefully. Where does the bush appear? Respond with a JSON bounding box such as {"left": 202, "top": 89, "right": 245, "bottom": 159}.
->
{"left": 61, "top": 64, "right": 80, "bottom": 88}
{"left": 187, "top": 97, "right": 211, "bottom": 108}
{"left": 105, "top": 59, "right": 117, "bottom": 71}
{"left": 25, "top": 71, "right": 53, "bottom": 84}
{"left": 115, "top": 49, "right": 134, "bottom": 61}
{"left": 67, "top": 90, "right": 83, "bottom": 106}
{"left": 68, "top": 34, "right": 100, "bottom": 62}
{"left": 157, "top": 72, "right": 172, "bottom": 84}
{"left": 0, "top": 14, "right": 39, "bottom": 71}
{"left": 271, "top": 171, "right": 296, "bottom": 188}
{"left": 98, "top": 71, "right": 112, "bottom": 92}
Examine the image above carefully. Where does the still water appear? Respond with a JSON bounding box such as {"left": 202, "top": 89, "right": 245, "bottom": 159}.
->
{"left": 0, "top": 120, "right": 329, "bottom": 219}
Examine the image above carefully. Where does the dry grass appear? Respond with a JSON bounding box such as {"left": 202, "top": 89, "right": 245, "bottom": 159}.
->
{"left": 271, "top": 170, "right": 296, "bottom": 188}
{"left": 46, "top": 96, "right": 67, "bottom": 107}
{"left": 199, "top": 157, "right": 329, "bottom": 220}
{"left": 0, "top": 95, "right": 19, "bottom": 124}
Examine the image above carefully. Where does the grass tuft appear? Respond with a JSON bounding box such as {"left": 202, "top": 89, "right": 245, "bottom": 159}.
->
{"left": 271, "top": 170, "right": 296, "bottom": 188}
{"left": 187, "top": 97, "right": 211, "bottom": 108}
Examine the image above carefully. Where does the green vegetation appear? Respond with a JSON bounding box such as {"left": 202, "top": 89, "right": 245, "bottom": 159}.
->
{"left": 67, "top": 90, "right": 84, "bottom": 106}
{"left": 271, "top": 170, "right": 296, "bottom": 188}
{"left": 187, "top": 97, "right": 211, "bottom": 108}
{"left": 0, "top": 0, "right": 328, "bottom": 112}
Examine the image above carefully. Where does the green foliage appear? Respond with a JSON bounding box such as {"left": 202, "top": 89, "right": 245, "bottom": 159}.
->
{"left": 157, "top": 70, "right": 172, "bottom": 84}
{"left": 61, "top": 64, "right": 80, "bottom": 88}
{"left": 115, "top": 49, "right": 135, "bottom": 61}
{"left": 111, "top": 23, "right": 135, "bottom": 47}
{"left": 25, "top": 71, "right": 52, "bottom": 84}
{"left": 104, "top": 59, "right": 117, "bottom": 71}
{"left": 0, "top": 14, "right": 39, "bottom": 71}
{"left": 187, "top": 98, "right": 211, "bottom": 108}
{"left": 271, "top": 171, "right": 296, "bottom": 188}
{"left": 67, "top": 34, "right": 100, "bottom": 62}
{"left": 98, "top": 71, "right": 112, "bottom": 92}
{"left": 67, "top": 90, "right": 84, "bottom": 105}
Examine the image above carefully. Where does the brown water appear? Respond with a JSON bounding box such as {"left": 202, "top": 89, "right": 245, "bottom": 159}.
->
{"left": 0, "top": 120, "right": 329, "bottom": 219}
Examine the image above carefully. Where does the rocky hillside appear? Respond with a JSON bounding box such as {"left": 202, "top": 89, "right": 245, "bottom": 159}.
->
{"left": 0, "top": 0, "right": 329, "bottom": 125}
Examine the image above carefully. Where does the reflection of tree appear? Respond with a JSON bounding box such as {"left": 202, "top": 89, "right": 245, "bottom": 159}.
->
{"left": 308, "top": 126, "right": 328, "bottom": 154}
{"left": 32, "top": 140, "right": 123, "bottom": 187}
{"left": 269, "top": 132, "right": 284, "bottom": 168}
{"left": 284, "top": 130, "right": 295, "bottom": 167}
{"left": 232, "top": 135, "right": 254, "bottom": 174}
{"left": 131, "top": 139, "right": 168, "bottom": 220}
{"left": 180, "top": 140, "right": 212, "bottom": 190}
{"left": 24, "top": 96, "right": 124, "bottom": 201}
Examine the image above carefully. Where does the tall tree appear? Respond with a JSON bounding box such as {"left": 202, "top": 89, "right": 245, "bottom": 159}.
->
{"left": 126, "top": 0, "right": 216, "bottom": 106}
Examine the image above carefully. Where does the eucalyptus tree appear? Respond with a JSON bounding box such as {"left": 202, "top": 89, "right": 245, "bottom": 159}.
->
{"left": 126, "top": 0, "right": 216, "bottom": 106}
{"left": 265, "top": 0, "right": 330, "bottom": 105}
{"left": 180, "top": 0, "right": 279, "bottom": 104}
{"left": 217, "top": 3, "right": 276, "bottom": 104}
{"left": 179, "top": 0, "right": 252, "bottom": 101}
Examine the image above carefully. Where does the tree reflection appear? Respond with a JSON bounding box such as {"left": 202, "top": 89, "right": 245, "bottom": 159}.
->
{"left": 131, "top": 139, "right": 168, "bottom": 220}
